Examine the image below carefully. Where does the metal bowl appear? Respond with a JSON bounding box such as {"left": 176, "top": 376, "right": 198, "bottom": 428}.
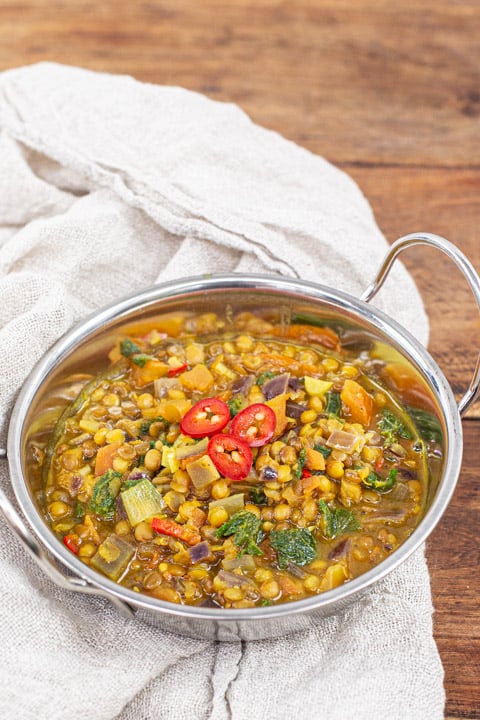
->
{"left": 1, "top": 233, "right": 479, "bottom": 641}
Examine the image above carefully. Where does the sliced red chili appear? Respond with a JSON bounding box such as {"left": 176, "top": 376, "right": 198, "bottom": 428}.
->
{"left": 63, "top": 533, "right": 79, "bottom": 555}
{"left": 207, "top": 434, "right": 253, "bottom": 481}
{"left": 230, "top": 403, "right": 276, "bottom": 447}
{"left": 168, "top": 363, "right": 188, "bottom": 377}
{"left": 302, "top": 468, "right": 312, "bottom": 478}
{"left": 180, "top": 397, "right": 230, "bottom": 438}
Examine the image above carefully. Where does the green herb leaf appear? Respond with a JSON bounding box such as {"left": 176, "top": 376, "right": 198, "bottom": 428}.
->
{"left": 314, "top": 443, "right": 331, "bottom": 459}
{"left": 119, "top": 338, "right": 141, "bottom": 358}
{"left": 139, "top": 416, "right": 169, "bottom": 437}
{"left": 249, "top": 487, "right": 267, "bottom": 505}
{"left": 215, "top": 511, "right": 264, "bottom": 556}
{"left": 228, "top": 395, "right": 246, "bottom": 418}
{"left": 131, "top": 353, "right": 155, "bottom": 367}
{"left": 74, "top": 501, "right": 85, "bottom": 519}
{"left": 325, "top": 391, "right": 341, "bottom": 416}
{"left": 256, "top": 371, "right": 276, "bottom": 387}
{"left": 318, "top": 500, "right": 360, "bottom": 539}
{"left": 363, "top": 468, "right": 397, "bottom": 493}
{"left": 293, "top": 448, "right": 307, "bottom": 480}
{"left": 89, "top": 470, "right": 122, "bottom": 521}
{"left": 270, "top": 528, "right": 317, "bottom": 568}
{"left": 378, "top": 408, "right": 412, "bottom": 447}
{"left": 407, "top": 407, "right": 443, "bottom": 445}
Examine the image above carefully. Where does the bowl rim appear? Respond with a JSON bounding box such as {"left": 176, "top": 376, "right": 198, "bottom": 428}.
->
{"left": 7, "top": 272, "right": 462, "bottom": 622}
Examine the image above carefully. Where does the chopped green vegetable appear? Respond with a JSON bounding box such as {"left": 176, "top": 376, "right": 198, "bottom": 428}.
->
{"left": 228, "top": 394, "right": 246, "bottom": 417}
{"left": 74, "top": 501, "right": 85, "bottom": 519}
{"left": 89, "top": 470, "right": 122, "bottom": 521}
{"left": 325, "top": 391, "right": 341, "bottom": 416}
{"left": 139, "top": 415, "right": 169, "bottom": 437}
{"left": 120, "top": 478, "right": 165, "bottom": 526}
{"left": 363, "top": 468, "right": 397, "bottom": 493}
{"left": 131, "top": 353, "right": 155, "bottom": 367}
{"left": 294, "top": 448, "right": 307, "bottom": 480}
{"left": 122, "top": 477, "right": 145, "bottom": 491}
{"left": 215, "top": 511, "right": 264, "bottom": 556}
{"left": 249, "top": 486, "right": 267, "bottom": 505}
{"left": 407, "top": 407, "right": 443, "bottom": 445}
{"left": 379, "top": 408, "right": 412, "bottom": 447}
{"left": 256, "top": 371, "right": 276, "bottom": 387}
{"left": 119, "top": 338, "right": 141, "bottom": 358}
{"left": 314, "top": 443, "right": 331, "bottom": 459}
{"left": 270, "top": 528, "right": 317, "bottom": 568}
{"left": 209, "top": 493, "right": 245, "bottom": 517}
{"left": 318, "top": 500, "right": 360, "bottom": 539}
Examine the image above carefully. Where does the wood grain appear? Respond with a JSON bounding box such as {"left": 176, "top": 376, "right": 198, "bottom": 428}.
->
{"left": 0, "top": 1, "right": 479, "bottom": 716}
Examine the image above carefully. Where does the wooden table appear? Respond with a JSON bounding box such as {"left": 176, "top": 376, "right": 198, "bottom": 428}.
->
{"left": 1, "top": 2, "right": 478, "bottom": 717}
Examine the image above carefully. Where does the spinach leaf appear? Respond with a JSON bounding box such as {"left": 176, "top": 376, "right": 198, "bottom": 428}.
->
{"left": 270, "top": 528, "right": 317, "bottom": 568}
{"left": 215, "top": 511, "right": 264, "bottom": 556}
{"left": 378, "top": 408, "right": 412, "bottom": 446}
{"left": 131, "top": 353, "right": 155, "bottom": 367}
{"left": 407, "top": 407, "right": 443, "bottom": 445}
{"left": 119, "top": 338, "right": 141, "bottom": 358}
{"left": 314, "top": 443, "right": 331, "bottom": 459}
{"left": 139, "top": 416, "right": 170, "bottom": 437}
{"left": 318, "top": 500, "right": 360, "bottom": 539}
{"left": 294, "top": 448, "right": 307, "bottom": 480}
{"left": 363, "top": 468, "right": 397, "bottom": 493}
{"left": 89, "top": 469, "right": 122, "bottom": 521}
{"left": 325, "top": 391, "right": 341, "bottom": 416}
{"left": 249, "top": 487, "right": 267, "bottom": 505}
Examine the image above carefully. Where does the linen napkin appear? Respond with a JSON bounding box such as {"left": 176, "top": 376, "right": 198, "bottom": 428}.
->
{"left": 0, "top": 63, "right": 444, "bottom": 720}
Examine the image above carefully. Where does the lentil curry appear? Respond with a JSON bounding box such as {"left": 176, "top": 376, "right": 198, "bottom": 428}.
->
{"left": 33, "top": 311, "right": 443, "bottom": 609}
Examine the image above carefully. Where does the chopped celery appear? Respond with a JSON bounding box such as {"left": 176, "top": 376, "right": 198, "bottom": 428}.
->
{"left": 90, "top": 534, "right": 134, "bottom": 581}
{"left": 121, "top": 478, "right": 165, "bottom": 526}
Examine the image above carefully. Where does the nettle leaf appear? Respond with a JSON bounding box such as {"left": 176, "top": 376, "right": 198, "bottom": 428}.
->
{"left": 270, "top": 528, "right": 317, "bottom": 568}
{"left": 318, "top": 500, "right": 360, "bottom": 539}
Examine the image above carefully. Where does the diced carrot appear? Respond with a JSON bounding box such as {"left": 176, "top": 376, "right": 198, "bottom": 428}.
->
{"left": 94, "top": 442, "right": 122, "bottom": 476}
{"left": 340, "top": 379, "right": 374, "bottom": 426}
{"left": 179, "top": 364, "right": 214, "bottom": 392}
{"left": 305, "top": 447, "right": 326, "bottom": 471}
{"left": 300, "top": 473, "right": 325, "bottom": 495}
{"left": 265, "top": 393, "right": 288, "bottom": 438}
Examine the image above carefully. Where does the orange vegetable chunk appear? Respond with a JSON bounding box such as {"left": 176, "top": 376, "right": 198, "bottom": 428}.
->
{"left": 94, "top": 442, "right": 122, "bottom": 476}
{"left": 340, "top": 379, "right": 374, "bottom": 426}
{"left": 265, "top": 393, "right": 288, "bottom": 438}
{"left": 180, "top": 364, "right": 214, "bottom": 392}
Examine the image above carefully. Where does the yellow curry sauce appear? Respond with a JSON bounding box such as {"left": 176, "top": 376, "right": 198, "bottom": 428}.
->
{"left": 33, "top": 311, "right": 442, "bottom": 608}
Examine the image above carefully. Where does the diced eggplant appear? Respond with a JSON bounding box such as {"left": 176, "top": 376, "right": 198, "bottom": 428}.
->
{"left": 188, "top": 541, "right": 211, "bottom": 563}
{"left": 263, "top": 373, "right": 290, "bottom": 400}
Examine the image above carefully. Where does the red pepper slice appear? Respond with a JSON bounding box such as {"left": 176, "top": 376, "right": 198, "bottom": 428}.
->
{"left": 302, "top": 468, "right": 312, "bottom": 478}
{"left": 180, "top": 397, "right": 231, "bottom": 438}
{"left": 63, "top": 534, "right": 79, "bottom": 555}
{"left": 151, "top": 517, "right": 201, "bottom": 546}
{"left": 168, "top": 363, "right": 188, "bottom": 377}
{"left": 230, "top": 403, "right": 276, "bottom": 447}
{"left": 207, "top": 434, "right": 253, "bottom": 481}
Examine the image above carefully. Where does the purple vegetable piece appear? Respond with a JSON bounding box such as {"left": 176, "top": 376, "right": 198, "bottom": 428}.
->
{"left": 328, "top": 538, "right": 351, "bottom": 560}
{"left": 188, "top": 541, "right": 211, "bottom": 563}
{"left": 260, "top": 466, "right": 278, "bottom": 481}
{"left": 127, "top": 469, "right": 151, "bottom": 482}
{"left": 263, "top": 373, "right": 290, "bottom": 400}
{"left": 286, "top": 400, "right": 306, "bottom": 419}
{"left": 288, "top": 376, "right": 300, "bottom": 391}
{"left": 231, "top": 375, "right": 255, "bottom": 395}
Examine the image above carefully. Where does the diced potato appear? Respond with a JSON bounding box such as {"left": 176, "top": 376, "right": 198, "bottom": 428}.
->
{"left": 180, "top": 364, "right": 214, "bottom": 392}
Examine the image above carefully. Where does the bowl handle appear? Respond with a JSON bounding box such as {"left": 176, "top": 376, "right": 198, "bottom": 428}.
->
{"left": 0, "top": 481, "right": 136, "bottom": 620}
{"left": 361, "top": 232, "right": 480, "bottom": 417}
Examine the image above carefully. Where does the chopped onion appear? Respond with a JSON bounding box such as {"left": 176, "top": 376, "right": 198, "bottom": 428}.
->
{"left": 153, "top": 377, "right": 180, "bottom": 398}
{"left": 326, "top": 429, "right": 361, "bottom": 453}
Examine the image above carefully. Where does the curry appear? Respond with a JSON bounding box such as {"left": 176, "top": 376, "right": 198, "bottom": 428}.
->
{"left": 31, "top": 311, "right": 443, "bottom": 608}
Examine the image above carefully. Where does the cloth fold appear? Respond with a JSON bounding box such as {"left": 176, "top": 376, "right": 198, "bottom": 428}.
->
{"left": 0, "top": 63, "right": 443, "bottom": 720}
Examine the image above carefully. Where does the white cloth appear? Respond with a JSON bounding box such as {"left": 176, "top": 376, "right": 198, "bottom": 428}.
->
{"left": 0, "top": 63, "right": 444, "bottom": 720}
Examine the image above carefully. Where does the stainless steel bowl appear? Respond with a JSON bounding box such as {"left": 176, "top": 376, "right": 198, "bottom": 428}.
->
{"left": 1, "top": 233, "right": 479, "bottom": 641}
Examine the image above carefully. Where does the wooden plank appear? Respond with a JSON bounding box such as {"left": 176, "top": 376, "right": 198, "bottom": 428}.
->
{"left": 427, "top": 418, "right": 480, "bottom": 718}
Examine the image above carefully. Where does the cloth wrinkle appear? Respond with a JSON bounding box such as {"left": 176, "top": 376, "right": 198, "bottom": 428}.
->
{"left": 0, "top": 62, "right": 444, "bottom": 720}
